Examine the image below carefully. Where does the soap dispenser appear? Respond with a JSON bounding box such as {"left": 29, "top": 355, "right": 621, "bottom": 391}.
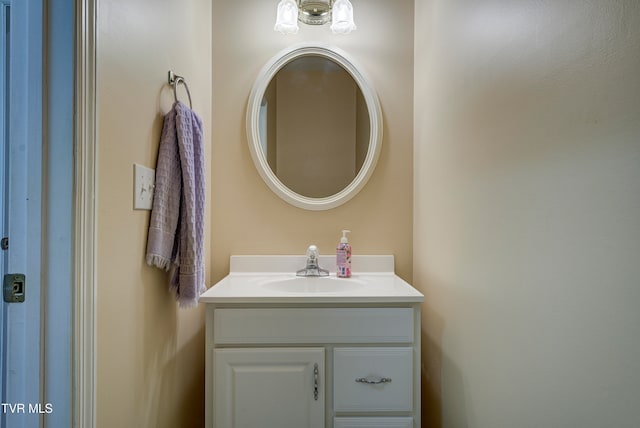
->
{"left": 336, "top": 230, "right": 352, "bottom": 278}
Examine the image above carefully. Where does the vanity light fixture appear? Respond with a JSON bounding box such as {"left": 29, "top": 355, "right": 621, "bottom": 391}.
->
{"left": 275, "top": 0, "right": 356, "bottom": 35}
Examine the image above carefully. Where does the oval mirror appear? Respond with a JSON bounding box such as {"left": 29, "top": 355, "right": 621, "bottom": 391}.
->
{"left": 246, "top": 44, "right": 382, "bottom": 210}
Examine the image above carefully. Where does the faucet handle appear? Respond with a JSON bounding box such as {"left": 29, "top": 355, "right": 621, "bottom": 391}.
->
{"left": 297, "top": 244, "right": 329, "bottom": 277}
{"left": 306, "top": 245, "right": 319, "bottom": 260}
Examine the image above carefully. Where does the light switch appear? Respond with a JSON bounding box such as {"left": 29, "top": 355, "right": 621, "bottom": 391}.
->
{"left": 133, "top": 163, "right": 155, "bottom": 210}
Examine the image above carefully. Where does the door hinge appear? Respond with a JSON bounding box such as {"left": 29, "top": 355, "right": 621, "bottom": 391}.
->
{"left": 1, "top": 237, "right": 7, "bottom": 250}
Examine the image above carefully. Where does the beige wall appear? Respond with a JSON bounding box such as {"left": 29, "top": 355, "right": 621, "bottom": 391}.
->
{"left": 211, "top": 0, "right": 415, "bottom": 282}
{"left": 96, "top": 0, "right": 211, "bottom": 427}
{"left": 415, "top": 1, "right": 640, "bottom": 427}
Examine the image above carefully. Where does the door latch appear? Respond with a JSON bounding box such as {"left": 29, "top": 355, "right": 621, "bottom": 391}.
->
{"left": 3, "top": 274, "right": 25, "bottom": 303}
{"left": 1, "top": 237, "right": 7, "bottom": 250}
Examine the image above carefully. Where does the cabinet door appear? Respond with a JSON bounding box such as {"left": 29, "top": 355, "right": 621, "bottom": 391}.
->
{"left": 214, "top": 348, "right": 324, "bottom": 428}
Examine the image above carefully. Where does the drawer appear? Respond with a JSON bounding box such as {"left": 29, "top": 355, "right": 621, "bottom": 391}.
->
{"left": 334, "top": 417, "right": 413, "bottom": 428}
{"left": 213, "top": 308, "right": 413, "bottom": 345}
{"left": 333, "top": 347, "right": 413, "bottom": 412}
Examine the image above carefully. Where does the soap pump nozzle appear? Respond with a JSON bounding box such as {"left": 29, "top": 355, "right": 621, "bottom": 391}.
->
{"left": 340, "top": 230, "right": 350, "bottom": 244}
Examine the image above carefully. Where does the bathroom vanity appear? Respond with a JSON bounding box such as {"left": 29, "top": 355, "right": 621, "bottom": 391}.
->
{"left": 200, "top": 255, "right": 424, "bottom": 428}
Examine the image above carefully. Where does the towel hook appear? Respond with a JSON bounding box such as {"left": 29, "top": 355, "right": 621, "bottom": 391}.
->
{"left": 168, "top": 70, "right": 193, "bottom": 109}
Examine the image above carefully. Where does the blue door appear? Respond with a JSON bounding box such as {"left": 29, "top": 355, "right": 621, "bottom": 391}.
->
{"left": 1, "top": 0, "right": 45, "bottom": 426}
{"left": 2, "top": 0, "right": 74, "bottom": 424}
{"left": 1, "top": 0, "right": 74, "bottom": 424}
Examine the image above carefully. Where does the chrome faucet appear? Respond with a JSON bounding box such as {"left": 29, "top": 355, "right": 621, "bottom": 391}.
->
{"left": 296, "top": 245, "right": 329, "bottom": 277}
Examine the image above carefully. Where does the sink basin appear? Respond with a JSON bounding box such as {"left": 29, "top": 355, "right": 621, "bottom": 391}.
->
{"left": 261, "top": 276, "right": 366, "bottom": 293}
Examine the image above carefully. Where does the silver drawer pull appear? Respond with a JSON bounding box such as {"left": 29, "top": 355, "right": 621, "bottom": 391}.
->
{"left": 355, "top": 376, "right": 392, "bottom": 385}
{"left": 313, "top": 363, "right": 319, "bottom": 400}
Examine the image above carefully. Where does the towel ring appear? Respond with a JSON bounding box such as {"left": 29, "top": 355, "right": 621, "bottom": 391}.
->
{"left": 168, "top": 70, "right": 193, "bottom": 109}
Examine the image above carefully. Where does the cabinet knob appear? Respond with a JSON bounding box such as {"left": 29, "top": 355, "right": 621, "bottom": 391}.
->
{"left": 355, "top": 376, "right": 392, "bottom": 385}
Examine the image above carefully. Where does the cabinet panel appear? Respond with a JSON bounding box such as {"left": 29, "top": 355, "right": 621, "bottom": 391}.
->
{"left": 334, "top": 347, "right": 413, "bottom": 412}
{"left": 334, "top": 417, "right": 414, "bottom": 428}
{"left": 214, "top": 348, "right": 324, "bottom": 428}
{"left": 213, "top": 308, "right": 413, "bottom": 344}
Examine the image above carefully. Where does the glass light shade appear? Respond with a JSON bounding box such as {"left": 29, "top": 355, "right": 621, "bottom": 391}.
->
{"left": 275, "top": 0, "right": 299, "bottom": 34}
{"left": 330, "top": 0, "right": 356, "bottom": 34}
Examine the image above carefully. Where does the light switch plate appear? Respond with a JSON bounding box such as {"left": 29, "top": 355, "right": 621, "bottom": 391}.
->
{"left": 133, "top": 163, "right": 155, "bottom": 210}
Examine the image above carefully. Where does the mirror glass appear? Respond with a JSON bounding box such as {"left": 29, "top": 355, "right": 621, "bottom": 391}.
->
{"left": 246, "top": 44, "right": 382, "bottom": 211}
{"left": 259, "top": 56, "right": 370, "bottom": 198}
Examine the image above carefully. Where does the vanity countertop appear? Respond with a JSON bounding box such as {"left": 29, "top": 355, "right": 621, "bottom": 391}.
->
{"left": 199, "top": 255, "right": 424, "bottom": 304}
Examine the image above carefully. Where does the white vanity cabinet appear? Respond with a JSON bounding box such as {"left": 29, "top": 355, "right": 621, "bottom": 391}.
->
{"left": 201, "top": 255, "right": 424, "bottom": 428}
{"left": 206, "top": 305, "right": 421, "bottom": 428}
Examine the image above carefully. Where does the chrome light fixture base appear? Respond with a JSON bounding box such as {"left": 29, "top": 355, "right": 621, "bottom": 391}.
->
{"left": 275, "top": 0, "right": 356, "bottom": 34}
{"left": 299, "top": 0, "right": 332, "bottom": 25}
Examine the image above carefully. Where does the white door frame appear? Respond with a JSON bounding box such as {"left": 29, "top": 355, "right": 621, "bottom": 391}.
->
{"left": 73, "top": 0, "right": 97, "bottom": 427}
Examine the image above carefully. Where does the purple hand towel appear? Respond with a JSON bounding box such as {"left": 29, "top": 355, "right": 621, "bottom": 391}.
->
{"left": 146, "top": 101, "right": 205, "bottom": 307}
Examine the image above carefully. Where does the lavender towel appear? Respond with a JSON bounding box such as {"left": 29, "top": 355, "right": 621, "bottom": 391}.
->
{"left": 146, "top": 101, "right": 205, "bottom": 307}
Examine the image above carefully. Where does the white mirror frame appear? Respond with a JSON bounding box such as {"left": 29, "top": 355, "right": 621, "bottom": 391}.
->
{"left": 246, "top": 43, "right": 383, "bottom": 211}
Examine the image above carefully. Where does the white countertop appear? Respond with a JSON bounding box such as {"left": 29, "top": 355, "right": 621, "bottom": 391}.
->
{"left": 199, "top": 255, "right": 424, "bottom": 304}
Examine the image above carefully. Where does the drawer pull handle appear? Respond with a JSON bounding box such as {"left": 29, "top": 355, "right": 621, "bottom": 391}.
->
{"left": 355, "top": 376, "right": 392, "bottom": 385}
{"left": 313, "top": 363, "right": 319, "bottom": 400}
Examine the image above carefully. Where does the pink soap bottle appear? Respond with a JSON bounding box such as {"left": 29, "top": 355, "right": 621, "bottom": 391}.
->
{"left": 336, "top": 230, "right": 352, "bottom": 278}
